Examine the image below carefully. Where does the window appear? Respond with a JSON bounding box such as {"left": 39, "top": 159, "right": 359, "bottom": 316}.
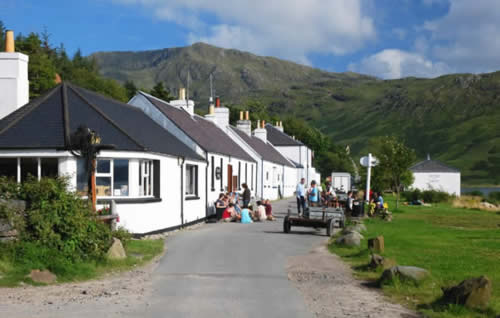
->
{"left": 0, "top": 158, "right": 17, "bottom": 179}
{"left": 113, "top": 159, "right": 129, "bottom": 196}
{"left": 266, "top": 171, "right": 269, "bottom": 181}
{"left": 139, "top": 160, "right": 153, "bottom": 197}
{"left": 185, "top": 164, "right": 198, "bottom": 196}
{"left": 211, "top": 156, "right": 215, "bottom": 191}
{"left": 0, "top": 157, "right": 59, "bottom": 183}
{"left": 96, "top": 159, "right": 112, "bottom": 196}
{"left": 78, "top": 159, "right": 130, "bottom": 197}
{"left": 77, "top": 159, "right": 89, "bottom": 195}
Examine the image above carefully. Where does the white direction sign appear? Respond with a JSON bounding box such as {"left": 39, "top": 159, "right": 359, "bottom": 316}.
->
{"left": 360, "top": 155, "right": 379, "bottom": 167}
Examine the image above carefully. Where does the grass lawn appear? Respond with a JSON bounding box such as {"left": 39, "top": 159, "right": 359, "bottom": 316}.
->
{"left": 0, "top": 239, "right": 164, "bottom": 287}
{"left": 329, "top": 195, "right": 500, "bottom": 318}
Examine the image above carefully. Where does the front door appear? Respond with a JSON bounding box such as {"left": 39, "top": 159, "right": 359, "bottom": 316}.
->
{"left": 227, "top": 164, "right": 233, "bottom": 192}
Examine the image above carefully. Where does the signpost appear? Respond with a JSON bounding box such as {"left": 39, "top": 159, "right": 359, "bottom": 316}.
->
{"left": 360, "top": 153, "right": 378, "bottom": 202}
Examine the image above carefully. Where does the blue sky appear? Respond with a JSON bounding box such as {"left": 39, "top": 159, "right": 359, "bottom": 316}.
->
{"left": 2, "top": 0, "right": 500, "bottom": 79}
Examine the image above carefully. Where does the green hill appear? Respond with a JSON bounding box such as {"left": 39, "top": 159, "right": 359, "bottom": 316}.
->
{"left": 92, "top": 44, "right": 500, "bottom": 186}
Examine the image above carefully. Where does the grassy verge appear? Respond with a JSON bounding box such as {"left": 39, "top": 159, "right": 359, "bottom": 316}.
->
{"left": 329, "top": 195, "right": 500, "bottom": 318}
{"left": 0, "top": 239, "right": 164, "bottom": 287}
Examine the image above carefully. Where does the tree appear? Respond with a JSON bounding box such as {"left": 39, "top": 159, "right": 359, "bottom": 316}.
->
{"left": 150, "top": 82, "right": 173, "bottom": 102}
{"left": 0, "top": 21, "right": 5, "bottom": 52}
{"left": 372, "top": 136, "right": 416, "bottom": 209}
{"left": 124, "top": 80, "right": 138, "bottom": 100}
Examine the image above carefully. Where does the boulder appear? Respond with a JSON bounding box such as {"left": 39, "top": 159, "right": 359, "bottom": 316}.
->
{"left": 335, "top": 232, "right": 363, "bottom": 247}
{"left": 380, "top": 266, "right": 430, "bottom": 285}
{"left": 106, "top": 238, "right": 127, "bottom": 260}
{"left": 441, "top": 276, "right": 492, "bottom": 309}
{"left": 368, "top": 236, "right": 385, "bottom": 253}
{"left": 29, "top": 269, "right": 57, "bottom": 284}
{"left": 345, "top": 223, "right": 367, "bottom": 233}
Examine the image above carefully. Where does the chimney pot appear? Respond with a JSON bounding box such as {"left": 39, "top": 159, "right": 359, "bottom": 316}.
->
{"left": 261, "top": 120, "right": 266, "bottom": 128}
{"left": 245, "top": 111, "right": 249, "bottom": 120}
{"left": 215, "top": 97, "right": 220, "bottom": 107}
{"left": 179, "top": 88, "right": 186, "bottom": 100}
{"left": 209, "top": 105, "right": 215, "bottom": 115}
{"left": 239, "top": 111, "right": 243, "bottom": 120}
{"left": 5, "top": 30, "right": 14, "bottom": 53}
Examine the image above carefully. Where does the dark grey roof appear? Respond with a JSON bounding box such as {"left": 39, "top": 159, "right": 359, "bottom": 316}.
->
{"left": 290, "top": 160, "right": 304, "bottom": 168}
{"left": 410, "top": 159, "right": 460, "bottom": 173}
{"left": 230, "top": 126, "right": 294, "bottom": 167}
{"left": 0, "top": 83, "right": 204, "bottom": 161}
{"left": 139, "top": 92, "right": 255, "bottom": 163}
{"left": 265, "top": 123, "right": 303, "bottom": 146}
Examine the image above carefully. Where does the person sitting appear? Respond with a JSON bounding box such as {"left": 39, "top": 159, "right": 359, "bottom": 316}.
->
{"left": 308, "top": 181, "right": 319, "bottom": 207}
{"left": 222, "top": 203, "right": 241, "bottom": 222}
{"left": 376, "top": 193, "right": 384, "bottom": 210}
{"left": 254, "top": 201, "right": 267, "bottom": 221}
{"left": 346, "top": 191, "right": 354, "bottom": 215}
{"left": 215, "top": 193, "right": 227, "bottom": 220}
{"left": 240, "top": 207, "right": 253, "bottom": 224}
{"left": 264, "top": 199, "right": 275, "bottom": 221}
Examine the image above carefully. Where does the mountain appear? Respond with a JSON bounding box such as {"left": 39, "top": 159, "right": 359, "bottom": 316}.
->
{"left": 92, "top": 43, "right": 500, "bottom": 186}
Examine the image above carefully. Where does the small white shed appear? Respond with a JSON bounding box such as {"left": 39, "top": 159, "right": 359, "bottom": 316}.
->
{"left": 410, "top": 157, "right": 461, "bottom": 196}
{"left": 330, "top": 172, "right": 351, "bottom": 192}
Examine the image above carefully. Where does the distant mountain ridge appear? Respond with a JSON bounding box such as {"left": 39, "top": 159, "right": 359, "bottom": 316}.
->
{"left": 92, "top": 43, "right": 500, "bottom": 185}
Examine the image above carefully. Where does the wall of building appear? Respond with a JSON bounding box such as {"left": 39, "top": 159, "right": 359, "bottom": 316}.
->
{"left": 282, "top": 165, "right": 298, "bottom": 197}
{"left": 411, "top": 172, "right": 461, "bottom": 196}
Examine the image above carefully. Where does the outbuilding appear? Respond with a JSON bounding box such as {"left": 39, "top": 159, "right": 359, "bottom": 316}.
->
{"left": 410, "top": 156, "right": 461, "bottom": 196}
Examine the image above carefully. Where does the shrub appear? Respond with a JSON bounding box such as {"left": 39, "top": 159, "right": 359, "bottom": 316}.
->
{"left": 463, "top": 190, "right": 484, "bottom": 197}
{"left": 402, "top": 189, "right": 451, "bottom": 203}
{"left": 488, "top": 191, "right": 500, "bottom": 205}
{"left": 0, "top": 177, "right": 112, "bottom": 262}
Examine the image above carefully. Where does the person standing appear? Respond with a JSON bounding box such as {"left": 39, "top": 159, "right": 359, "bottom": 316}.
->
{"left": 296, "top": 178, "right": 306, "bottom": 216}
{"left": 308, "top": 180, "right": 319, "bottom": 207}
{"left": 241, "top": 183, "right": 251, "bottom": 208}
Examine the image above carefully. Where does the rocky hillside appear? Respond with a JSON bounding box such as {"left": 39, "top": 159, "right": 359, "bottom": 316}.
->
{"left": 92, "top": 44, "right": 500, "bottom": 185}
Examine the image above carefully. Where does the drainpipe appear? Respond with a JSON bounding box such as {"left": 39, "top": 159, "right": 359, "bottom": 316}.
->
{"left": 180, "top": 158, "right": 184, "bottom": 226}
{"left": 260, "top": 159, "right": 264, "bottom": 200}
{"left": 205, "top": 151, "right": 209, "bottom": 219}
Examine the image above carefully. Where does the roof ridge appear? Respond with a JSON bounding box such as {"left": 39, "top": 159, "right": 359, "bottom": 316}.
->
{"left": 0, "top": 84, "right": 62, "bottom": 137}
{"left": 67, "top": 83, "right": 146, "bottom": 151}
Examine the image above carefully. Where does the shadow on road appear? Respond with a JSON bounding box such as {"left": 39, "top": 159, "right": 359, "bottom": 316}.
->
{"left": 262, "top": 230, "right": 327, "bottom": 237}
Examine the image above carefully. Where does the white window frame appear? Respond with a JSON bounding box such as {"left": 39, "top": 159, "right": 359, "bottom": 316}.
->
{"left": 0, "top": 157, "right": 59, "bottom": 183}
{"left": 94, "top": 158, "right": 130, "bottom": 198}
{"left": 139, "top": 160, "right": 154, "bottom": 197}
{"left": 185, "top": 164, "right": 198, "bottom": 197}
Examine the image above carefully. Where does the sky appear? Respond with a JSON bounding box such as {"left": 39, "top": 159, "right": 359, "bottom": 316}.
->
{"left": 1, "top": 0, "right": 500, "bottom": 79}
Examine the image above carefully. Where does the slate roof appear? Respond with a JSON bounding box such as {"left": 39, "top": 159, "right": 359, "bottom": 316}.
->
{"left": 230, "top": 126, "right": 294, "bottom": 167}
{"left": 139, "top": 92, "right": 255, "bottom": 163}
{"left": 290, "top": 159, "right": 304, "bottom": 169}
{"left": 265, "top": 123, "right": 303, "bottom": 146}
{"left": 410, "top": 159, "right": 460, "bottom": 173}
{"left": 0, "top": 83, "right": 204, "bottom": 161}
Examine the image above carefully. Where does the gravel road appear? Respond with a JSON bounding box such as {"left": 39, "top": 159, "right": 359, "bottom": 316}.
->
{"left": 0, "top": 199, "right": 417, "bottom": 318}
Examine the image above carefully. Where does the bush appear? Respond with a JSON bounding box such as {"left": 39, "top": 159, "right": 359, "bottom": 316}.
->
{"left": 0, "top": 177, "right": 112, "bottom": 262}
{"left": 402, "top": 189, "right": 451, "bottom": 203}
{"left": 463, "top": 190, "right": 484, "bottom": 197}
{"left": 488, "top": 191, "right": 500, "bottom": 204}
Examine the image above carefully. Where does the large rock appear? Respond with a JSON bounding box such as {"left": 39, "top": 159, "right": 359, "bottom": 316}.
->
{"left": 106, "top": 238, "right": 127, "bottom": 260}
{"left": 29, "top": 269, "right": 57, "bottom": 284}
{"left": 370, "top": 254, "right": 385, "bottom": 269}
{"left": 380, "top": 266, "right": 430, "bottom": 285}
{"left": 335, "top": 232, "right": 363, "bottom": 247}
{"left": 441, "top": 276, "right": 492, "bottom": 309}
{"left": 368, "top": 236, "right": 385, "bottom": 253}
{"left": 345, "top": 223, "right": 367, "bottom": 233}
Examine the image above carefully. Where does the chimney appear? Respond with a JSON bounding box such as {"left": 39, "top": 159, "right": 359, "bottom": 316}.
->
{"left": 213, "top": 97, "right": 229, "bottom": 128}
{"left": 236, "top": 110, "right": 251, "bottom": 136}
{"left": 275, "top": 120, "right": 284, "bottom": 132}
{"left": 0, "top": 30, "right": 29, "bottom": 120}
{"left": 427, "top": 153, "right": 431, "bottom": 160}
{"left": 169, "top": 87, "right": 194, "bottom": 116}
{"left": 253, "top": 119, "right": 267, "bottom": 142}
{"left": 204, "top": 103, "right": 216, "bottom": 123}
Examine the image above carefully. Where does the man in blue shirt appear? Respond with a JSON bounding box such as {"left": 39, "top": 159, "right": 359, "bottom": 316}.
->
{"left": 296, "top": 178, "right": 306, "bottom": 216}
{"left": 308, "top": 180, "right": 319, "bottom": 206}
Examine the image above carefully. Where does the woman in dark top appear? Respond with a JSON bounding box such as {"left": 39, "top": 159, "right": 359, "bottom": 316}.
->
{"left": 241, "top": 183, "right": 251, "bottom": 208}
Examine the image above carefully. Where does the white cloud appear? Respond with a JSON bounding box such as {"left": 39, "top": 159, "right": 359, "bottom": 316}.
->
{"left": 112, "top": 0, "right": 376, "bottom": 65}
{"left": 349, "top": 49, "right": 451, "bottom": 79}
{"left": 422, "top": 0, "right": 500, "bottom": 73}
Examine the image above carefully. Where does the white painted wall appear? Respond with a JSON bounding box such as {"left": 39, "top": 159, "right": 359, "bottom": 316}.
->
{"left": 411, "top": 172, "right": 461, "bottom": 196}
{"left": 0, "top": 52, "right": 29, "bottom": 120}
{"left": 282, "top": 165, "right": 298, "bottom": 197}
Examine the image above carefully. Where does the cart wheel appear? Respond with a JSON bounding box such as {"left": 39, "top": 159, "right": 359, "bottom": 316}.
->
{"left": 326, "top": 218, "right": 335, "bottom": 237}
{"left": 283, "top": 216, "right": 291, "bottom": 233}
{"left": 340, "top": 219, "right": 345, "bottom": 229}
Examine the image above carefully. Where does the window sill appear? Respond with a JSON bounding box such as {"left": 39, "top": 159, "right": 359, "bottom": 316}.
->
{"left": 185, "top": 196, "right": 201, "bottom": 201}
{"left": 97, "top": 197, "right": 162, "bottom": 204}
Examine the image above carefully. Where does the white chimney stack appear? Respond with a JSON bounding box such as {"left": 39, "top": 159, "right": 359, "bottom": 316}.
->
{"left": 0, "top": 30, "right": 29, "bottom": 120}
{"left": 253, "top": 120, "right": 267, "bottom": 142}
{"left": 236, "top": 110, "right": 251, "bottom": 136}
{"left": 169, "top": 87, "right": 195, "bottom": 116}
{"left": 275, "top": 120, "right": 284, "bottom": 132}
{"left": 213, "top": 97, "right": 229, "bottom": 129}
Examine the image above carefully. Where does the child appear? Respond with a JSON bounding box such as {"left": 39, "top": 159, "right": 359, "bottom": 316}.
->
{"left": 264, "top": 199, "right": 275, "bottom": 221}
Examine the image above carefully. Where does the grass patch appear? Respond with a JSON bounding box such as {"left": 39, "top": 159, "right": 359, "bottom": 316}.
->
{"left": 0, "top": 239, "right": 164, "bottom": 287}
{"left": 329, "top": 195, "right": 500, "bottom": 317}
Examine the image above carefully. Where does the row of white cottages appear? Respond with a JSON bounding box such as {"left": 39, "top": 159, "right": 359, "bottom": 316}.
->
{"left": 0, "top": 44, "right": 321, "bottom": 234}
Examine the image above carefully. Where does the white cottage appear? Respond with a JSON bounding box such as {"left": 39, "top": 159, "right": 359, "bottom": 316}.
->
{"left": 264, "top": 123, "right": 320, "bottom": 185}
{"left": 410, "top": 156, "right": 461, "bottom": 196}
{"left": 226, "top": 115, "right": 297, "bottom": 200}
{"left": 128, "top": 91, "right": 257, "bottom": 216}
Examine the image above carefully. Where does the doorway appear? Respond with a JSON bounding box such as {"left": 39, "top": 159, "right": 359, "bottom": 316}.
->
{"left": 227, "top": 164, "right": 233, "bottom": 192}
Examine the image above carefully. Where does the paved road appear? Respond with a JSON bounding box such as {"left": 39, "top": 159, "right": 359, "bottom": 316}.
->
{"left": 125, "top": 198, "right": 328, "bottom": 318}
